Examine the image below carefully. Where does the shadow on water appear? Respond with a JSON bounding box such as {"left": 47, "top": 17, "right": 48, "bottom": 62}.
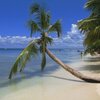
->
{"left": 1, "top": 52, "right": 99, "bottom": 89}
{"left": 0, "top": 65, "right": 87, "bottom": 89}
{"left": 0, "top": 64, "right": 60, "bottom": 88}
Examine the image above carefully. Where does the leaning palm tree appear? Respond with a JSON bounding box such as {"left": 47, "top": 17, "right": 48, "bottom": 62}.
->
{"left": 9, "top": 3, "right": 100, "bottom": 83}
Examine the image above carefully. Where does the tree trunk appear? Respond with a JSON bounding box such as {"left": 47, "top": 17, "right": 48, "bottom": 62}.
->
{"left": 46, "top": 48, "right": 100, "bottom": 83}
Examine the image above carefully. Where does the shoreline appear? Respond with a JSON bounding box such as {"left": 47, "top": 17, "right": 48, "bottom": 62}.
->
{"left": 1, "top": 55, "right": 100, "bottom": 100}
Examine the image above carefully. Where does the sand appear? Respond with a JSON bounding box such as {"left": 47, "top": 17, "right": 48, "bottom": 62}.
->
{"left": 1, "top": 55, "right": 100, "bottom": 100}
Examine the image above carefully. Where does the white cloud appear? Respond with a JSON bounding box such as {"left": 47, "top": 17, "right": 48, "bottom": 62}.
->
{"left": 64, "top": 24, "right": 83, "bottom": 42}
{"left": 0, "top": 36, "right": 33, "bottom": 48}
{"left": 53, "top": 24, "right": 84, "bottom": 48}
{"left": 0, "top": 36, "right": 32, "bottom": 44}
{"left": 0, "top": 24, "right": 84, "bottom": 48}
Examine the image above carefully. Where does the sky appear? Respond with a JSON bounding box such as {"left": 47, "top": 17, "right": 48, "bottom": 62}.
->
{"left": 0, "top": 0, "right": 89, "bottom": 48}
{"left": 0, "top": 24, "right": 83, "bottom": 48}
{"left": 0, "top": 0, "right": 89, "bottom": 36}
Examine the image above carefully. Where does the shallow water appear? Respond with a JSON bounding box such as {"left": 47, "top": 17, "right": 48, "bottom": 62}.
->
{"left": 0, "top": 47, "right": 83, "bottom": 98}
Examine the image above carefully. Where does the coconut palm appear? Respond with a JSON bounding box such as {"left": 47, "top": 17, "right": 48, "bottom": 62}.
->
{"left": 78, "top": 0, "right": 100, "bottom": 54}
{"left": 78, "top": 16, "right": 100, "bottom": 50}
{"left": 84, "top": 40, "right": 100, "bottom": 55}
{"left": 9, "top": 3, "right": 62, "bottom": 79}
{"left": 9, "top": 3, "right": 100, "bottom": 83}
{"left": 85, "top": 0, "right": 100, "bottom": 16}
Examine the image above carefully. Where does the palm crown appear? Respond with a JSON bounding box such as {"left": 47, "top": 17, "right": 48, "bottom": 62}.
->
{"left": 9, "top": 3, "right": 62, "bottom": 79}
{"left": 78, "top": 0, "right": 100, "bottom": 54}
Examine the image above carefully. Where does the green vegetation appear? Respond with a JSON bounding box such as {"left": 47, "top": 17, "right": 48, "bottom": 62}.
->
{"left": 9, "top": 3, "right": 62, "bottom": 79}
{"left": 9, "top": 2, "right": 100, "bottom": 83}
{"left": 78, "top": 0, "right": 100, "bottom": 55}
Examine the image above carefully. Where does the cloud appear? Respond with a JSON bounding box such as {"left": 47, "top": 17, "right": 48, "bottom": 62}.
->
{"left": 0, "top": 36, "right": 31, "bottom": 44}
{"left": 53, "top": 24, "right": 84, "bottom": 48}
{"left": 63, "top": 24, "right": 83, "bottom": 42}
{"left": 0, "top": 36, "right": 33, "bottom": 48}
{"left": 0, "top": 24, "right": 84, "bottom": 48}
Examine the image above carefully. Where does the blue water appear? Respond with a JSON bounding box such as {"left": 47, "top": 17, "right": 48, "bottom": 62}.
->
{"left": 0, "top": 47, "right": 83, "bottom": 98}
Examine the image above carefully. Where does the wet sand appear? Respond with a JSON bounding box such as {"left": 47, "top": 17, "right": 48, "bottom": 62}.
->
{"left": 1, "top": 55, "right": 100, "bottom": 100}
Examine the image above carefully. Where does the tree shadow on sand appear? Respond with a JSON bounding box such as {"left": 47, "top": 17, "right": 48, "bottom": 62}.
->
{"left": 79, "top": 56, "right": 100, "bottom": 73}
{"left": 44, "top": 75, "right": 85, "bottom": 83}
{"left": 84, "top": 56, "right": 100, "bottom": 62}
{"left": 1, "top": 56, "right": 100, "bottom": 88}
{"left": 0, "top": 63, "right": 87, "bottom": 89}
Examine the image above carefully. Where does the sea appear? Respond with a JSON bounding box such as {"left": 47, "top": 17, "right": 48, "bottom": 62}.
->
{"left": 0, "top": 45, "right": 83, "bottom": 99}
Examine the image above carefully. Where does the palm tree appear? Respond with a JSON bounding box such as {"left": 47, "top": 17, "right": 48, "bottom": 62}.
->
{"left": 9, "top": 3, "right": 100, "bottom": 83}
{"left": 85, "top": 0, "right": 100, "bottom": 16}
{"left": 78, "top": 0, "right": 100, "bottom": 54}
{"left": 84, "top": 40, "right": 100, "bottom": 55}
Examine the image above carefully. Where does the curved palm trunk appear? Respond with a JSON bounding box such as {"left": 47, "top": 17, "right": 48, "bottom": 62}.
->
{"left": 46, "top": 48, "right": 100, "bottom": 83}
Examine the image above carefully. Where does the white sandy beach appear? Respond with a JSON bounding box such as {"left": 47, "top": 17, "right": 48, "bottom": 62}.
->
{"left": 1, "top": 55, "right": 100, "bottom": 100}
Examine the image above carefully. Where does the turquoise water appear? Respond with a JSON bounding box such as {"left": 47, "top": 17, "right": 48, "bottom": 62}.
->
{"left": 0, "top": 47, "right": 83, "bottom": 98}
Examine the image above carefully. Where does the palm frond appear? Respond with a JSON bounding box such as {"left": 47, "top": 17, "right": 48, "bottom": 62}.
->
{"left": 45, "top": 36, "right": 53, "bottom": 45}
{"left": 85, "top": 0, "right": 100, "bottom": 8}
{"left": 93, "top": 40, "right": 100, "bottom": 48}
{"left": 30, "top": 3, "right": 42, "bottom": 27}
{"left": 30, "top": 3, "right": 40, "bottom": 14}
{"left": 78, "top": 17, "right": 100, "bottom": 33}
{"left": 28, "top": 20, "right": 40, "bottom": 37}
{"left": 85, "top": 0, "right": 100, "bottom": 16}
{"left": 94, "top": 25, "right": 100, "bottom": 37}
{"left": 47, "top": 12, "right": 51, "bottom": 25}
{"left": 48, "top": 20, "right": 62, "bottom": 37}
{"left": 84, "top": 40, "right": 100, "bottom": 55}
{"left": 30, "top": 3, "right": 51, "bottom": 31}
{"left": 83, "top": 25, "right": 100, "bottom": 47}
{"left": 84, "top": 46, "right": 96, "bottom": 55}
{"left": 84, "top": 32, "right": 99, "bottom": 46}
{"left": 9, "top": 40, "right": 38, "bottom": 79}
{"left": 40, "top": 10, "right": 50, "bottom": 30}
